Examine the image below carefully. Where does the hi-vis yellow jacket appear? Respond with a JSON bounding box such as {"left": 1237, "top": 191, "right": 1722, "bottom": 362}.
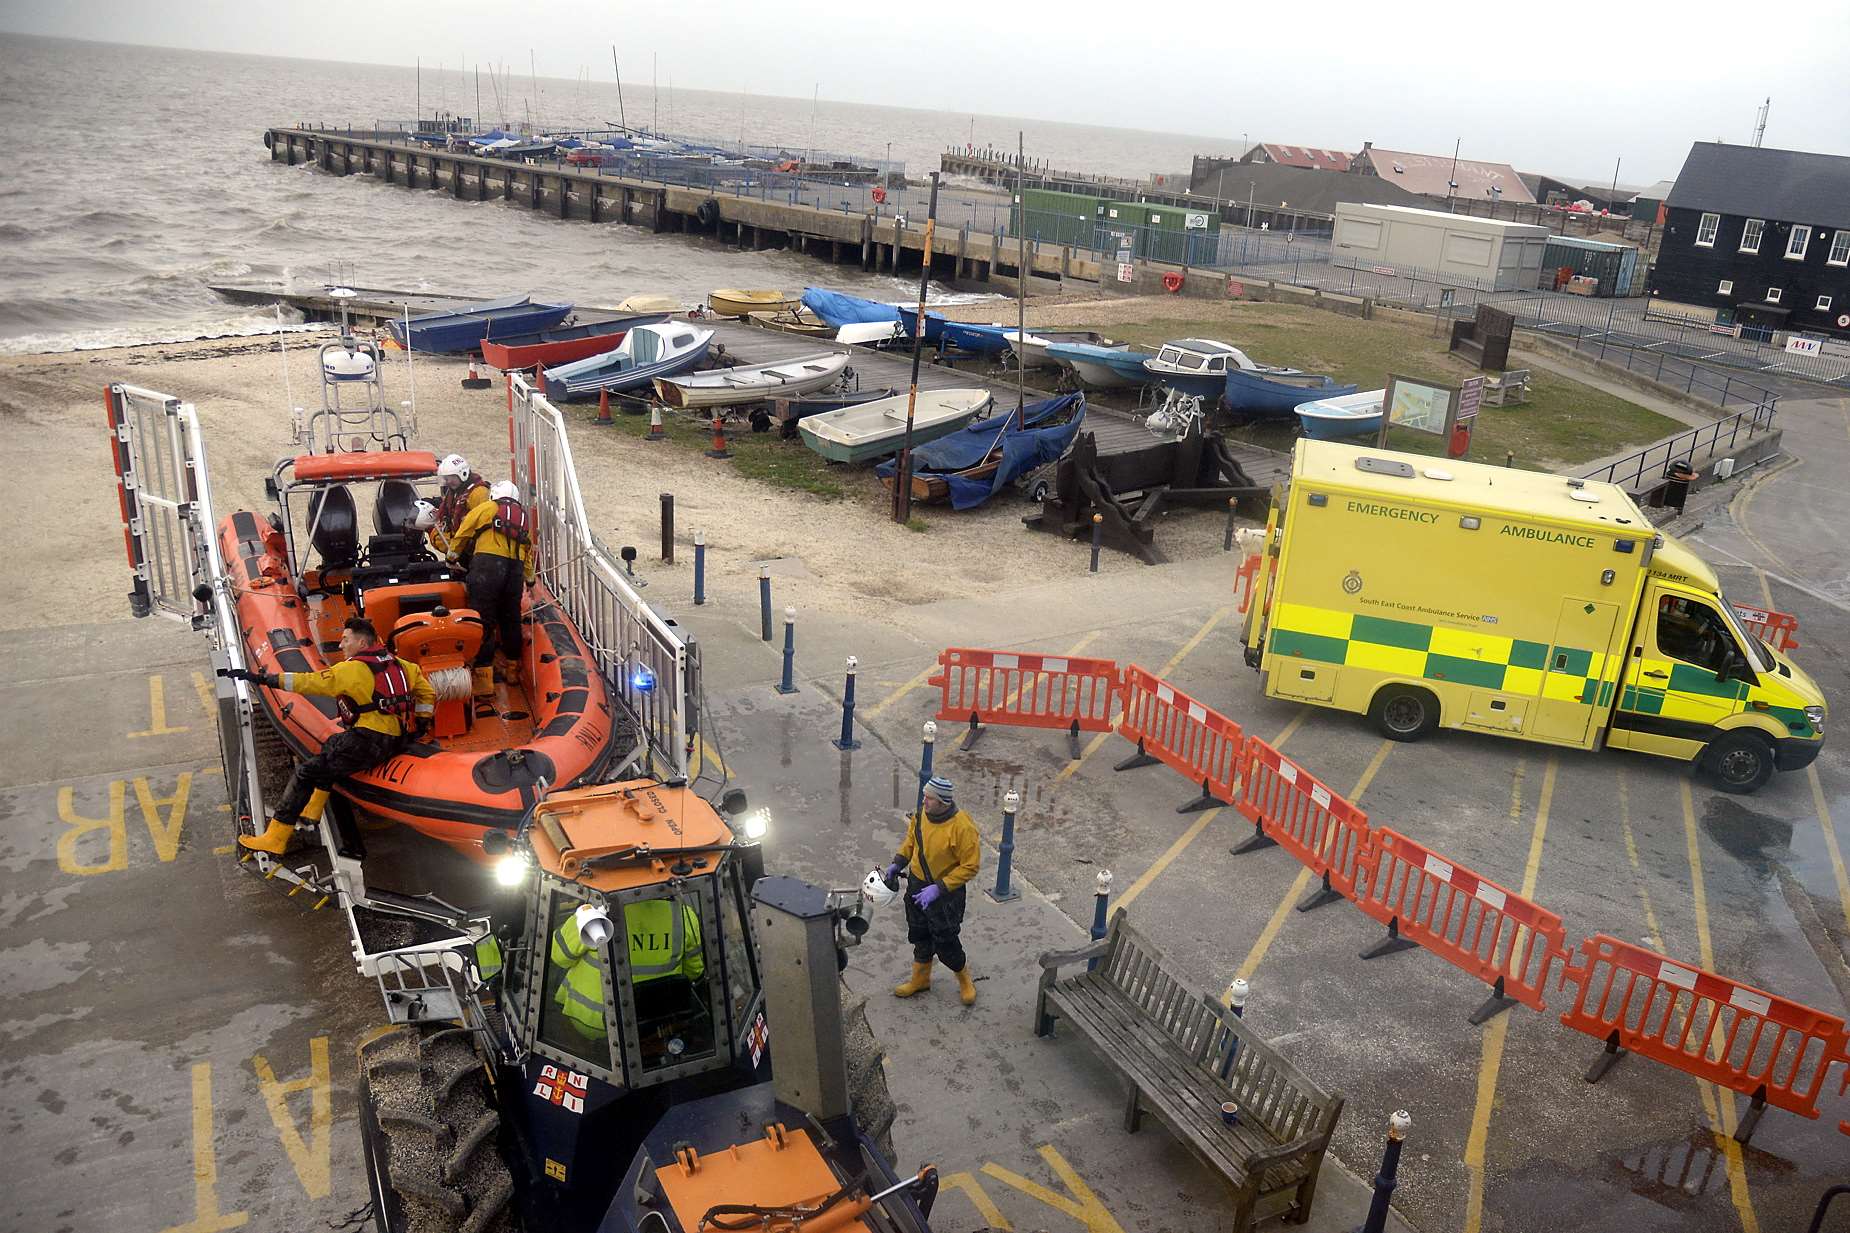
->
{"left": 449, "top": 499, "right": 535, "bottom": 581}
{"left": 281, "top": 657, "right": 435, "bottom": 738}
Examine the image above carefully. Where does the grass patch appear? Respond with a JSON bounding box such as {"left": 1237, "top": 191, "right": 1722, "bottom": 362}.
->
{"left": 574, "top": 400, "right": 846, "bottom": 498}
{"left": 1106, "top": 304, "right": 1681, "bottom": 472}
{"left": 905, "top": 515, "right": 929, "bottom": 533}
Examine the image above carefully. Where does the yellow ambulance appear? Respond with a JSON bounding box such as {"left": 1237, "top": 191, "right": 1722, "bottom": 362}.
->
{"left": 1239, "top": 440, "right": 1825, "bottom": 792}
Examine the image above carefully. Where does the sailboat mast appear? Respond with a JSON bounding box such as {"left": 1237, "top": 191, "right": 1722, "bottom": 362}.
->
{"left": 611, "top": 46, "right": 628, "bottom": 133}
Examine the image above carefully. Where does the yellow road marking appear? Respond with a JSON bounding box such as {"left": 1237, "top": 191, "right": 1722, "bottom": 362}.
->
{"left": 1507, "top": 758, "right": 1526, "bottom": 824}
{"left": 1617, "top": 774, "right": 1667, "bottom": 951}
{"left": 690, "top": 735, "right": 728, "bottom": 781}
{"left": 982, "top": 1145, "right": 1125, "bottom": 1233}
{"left": 1806, "top": 767, "right": 1850, "bottom": 932}
{"left": 1115, "top": 809, "right": 1219, "bottom": 914}
{"left": 1058, "top": 608, "right": 1230, "bottom": 782}
{"left": 252, "top": 1037, "right": 333, "bottom": 1200}
{"left": 1682, "top": 780, "right": 1761, "bottom": 1233}
{"left": 1462, "top": 755, "right": 1555, "bottom": 1233}
{"left": 161, "top": 1063, "right": 247, "bottom": 1233}
{"left": 192, "top": 670, "right": 216, "bottom": 718}
{"left": 129, "top": 673, "right": 191, "bottom": 738}
{"left": 866, "top": 662, "right": 941, "bottom": 721}
{"left": 1225, "top": 737, "right": 1389, "bottom": 994}
{"left": 1115, "top": 712, "right": 1310, "bottom": 919}
{"left": 212, "top": 844, "right": 235, "bottom": 855}
{"left": 939, "top": 1172, "right": 1013, "bottom": 1231}
{"left": 1728, "top": 466, "right": 1788, "bottom": 573}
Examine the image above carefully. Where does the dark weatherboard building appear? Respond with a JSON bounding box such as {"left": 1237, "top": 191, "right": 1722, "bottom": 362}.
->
{"left": 1649, "top": 142, "right": 1850, "bottom": 336}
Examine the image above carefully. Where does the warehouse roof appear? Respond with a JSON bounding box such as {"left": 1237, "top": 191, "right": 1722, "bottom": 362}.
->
{"left": 1244, "top": 142, "right": 1354, "bottom": 172}
{"left": 1665, "top": 142, "right": 1850, "bottom": 229}
{"left": 1190, "top": 161, "right": 1421, "bottom": 216}
{"left": 1350, "top": 145, "right": 1537, "bottom": 204}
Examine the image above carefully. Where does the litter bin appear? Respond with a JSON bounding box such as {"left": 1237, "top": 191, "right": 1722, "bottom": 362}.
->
{"left": 1661, "top": 459, "right": 1698, "bottom": 514}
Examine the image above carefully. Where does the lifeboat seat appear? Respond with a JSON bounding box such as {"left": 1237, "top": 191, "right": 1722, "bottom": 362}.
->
{"left": 307, "top": 485, "right": 358, "bottom": 569}
{"left": 392, "top": 607, "right": 485, "bottom": 739}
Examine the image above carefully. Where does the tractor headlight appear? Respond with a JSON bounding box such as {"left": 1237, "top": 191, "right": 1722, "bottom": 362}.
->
{"left": 1804, "top": 705, "right": 1825, "bottom": 728}
{"left": 493, "top": 851, "right": 531, "bottom": 887}
{"left": 741, "top": 808, "right": 770, "bottom": 841}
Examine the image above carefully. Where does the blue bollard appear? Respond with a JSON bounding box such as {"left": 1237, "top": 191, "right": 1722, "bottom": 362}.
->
{"left": 832, "top": 656, "right": 862, "bottom": 750}
{"left": 693, "top": 532, "right": 706, "bottom": 606}
{"left": 1219, "top": 977, "right": 1249, "bottom": 1079}
{"left": 915, "top": 720, "right": 936, "bottom": 811}
{"left": 759, "top": 566, "right": 772, "bottom": 641}
{"left": 775, "top": 608, "right": 798, "bottom": 695}
{"left": 987, "top": 789, "right": 1021, "bottom": 903}
{"left": 1356, "top": 1111, "right": 1412, "bottom": 1233}
{"left": 1087, "top": 869, "right": 1113, "bottom": 971}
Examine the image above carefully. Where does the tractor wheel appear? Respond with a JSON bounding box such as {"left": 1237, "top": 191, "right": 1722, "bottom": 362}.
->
{"left": 840, "top": 992, "right": 898, "bottom": 1164}
{"left": 357, "top": 1024, "right": 517, "bottom": 1233}
{"left": 251, "top": 704, "right": 294, "bottom": 804}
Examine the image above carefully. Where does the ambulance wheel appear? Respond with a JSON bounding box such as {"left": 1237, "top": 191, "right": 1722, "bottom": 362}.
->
{"left": 1369, "top": 686, "right": 1439, "bottom": 742}
{"left": 1702, "top": 732, "right": 1774, "bottom": 794}
{"left": 357, "top": 1024, "right": 515, "bottom": 1233}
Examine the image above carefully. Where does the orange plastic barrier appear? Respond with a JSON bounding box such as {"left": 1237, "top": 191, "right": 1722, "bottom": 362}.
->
{"left": 1731, "top": 603, "right": 1800, "bottom": 652}
{"left": 1350, "top": 828, "right": 1569, "bottom": 1023}
{"left": 931, "top": 647, "right": 1120, "bottom": 756}
{"left": 1231, "top": 736, "right": 1371, "bottom": 912}
{"left": 1233, "top": 552, "right": 1261, "bottom": 614}
{"left": 1557, "top": 933, "right": 1850, "bottom": 1142}
{"left": 1114, "top": 664, "right": 1243, "bottom": 813}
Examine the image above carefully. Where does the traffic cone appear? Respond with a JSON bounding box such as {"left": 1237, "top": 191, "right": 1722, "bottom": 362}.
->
{"left": 462, "top": 357, "right": 492, "bottom": 389}
{"left": 645, "top": 404, "right": 667, "bottom": 442}
{"left": 595, "top": 386, "right": 613, "bottom": 426}
{"left": 705, "top": 414, "right": 731, "bottom": 459}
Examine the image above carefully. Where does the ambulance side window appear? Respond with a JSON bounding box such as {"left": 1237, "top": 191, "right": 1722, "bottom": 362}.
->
{"left": 1655, "top": 596, "right": 1739, "bottom": 674}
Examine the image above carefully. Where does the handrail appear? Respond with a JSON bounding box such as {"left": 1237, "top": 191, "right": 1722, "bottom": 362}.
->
{"left": 1579, "top": 401, "right": 1779, "bottom": 489}
{"left": 509, "top": 374, "right": 693, "bottom": 783}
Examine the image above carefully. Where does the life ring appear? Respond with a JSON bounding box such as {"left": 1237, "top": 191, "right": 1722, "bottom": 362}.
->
{"left": 695, "top": 198, "right": 720, "bottom": 228}
{"left": 1838, "top": 313, "right": 1850, "bottom": 329}
{"left": 871, "top": 186, "right": 887, "bottom": 205}
{"left": 1162, "top": 271, "right": 1184, "bottom": 294}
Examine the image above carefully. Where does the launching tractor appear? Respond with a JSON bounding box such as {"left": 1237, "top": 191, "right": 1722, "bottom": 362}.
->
{"left": 355, "top": 779, "right": 937, "bottom": 1233}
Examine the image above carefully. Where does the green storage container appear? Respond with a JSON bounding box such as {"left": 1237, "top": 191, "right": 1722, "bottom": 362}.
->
{"left": 1011, "top": 188, "right": 1101, "bottom": 249}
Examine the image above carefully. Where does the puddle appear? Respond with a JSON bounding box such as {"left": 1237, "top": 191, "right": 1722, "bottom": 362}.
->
{"left": 1700, "top": 795, "right": 1793, "bottom": 875}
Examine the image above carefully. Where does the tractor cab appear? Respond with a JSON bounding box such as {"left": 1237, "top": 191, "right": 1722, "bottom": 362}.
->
{"left": 498, "top": 780, "right": 770, "bottom": 1209}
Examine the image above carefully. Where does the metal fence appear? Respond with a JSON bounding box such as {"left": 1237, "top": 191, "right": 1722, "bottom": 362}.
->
{"left": 1579, "top": 401, "right": 1780, "bottom": 489}
{"left": 510, "top": 375, "right": 693, "bottom": 784}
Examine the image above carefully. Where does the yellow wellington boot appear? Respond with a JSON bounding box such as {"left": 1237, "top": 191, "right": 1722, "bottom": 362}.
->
{"left": 472, "top": 666, "right": 496, "bottom": 698}
{"left": 956, "top": 966, "right": 977, "bottom": 1007}
{"left": 238, "top": 819, "right": 296, "bottom": 855}
{"left": 299, "top": 788, "right": 330, "bottom": 824}
{"left": 893, "top": 961, "right": 933, "bottom": 998}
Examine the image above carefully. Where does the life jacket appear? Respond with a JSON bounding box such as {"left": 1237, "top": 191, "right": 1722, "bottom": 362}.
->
{"left": 491, "top": 497, "right": 531, "bottom": 546}
{"left": 438, "top": 475, "right": 489, "bottom": 533}
{"left": 336, "top": 647, "right": 416, "bottom": 728}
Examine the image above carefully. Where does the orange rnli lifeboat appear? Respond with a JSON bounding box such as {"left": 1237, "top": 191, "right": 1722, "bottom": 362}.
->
{"left": 222, "top": 449, "right": 616, "bottom": 856}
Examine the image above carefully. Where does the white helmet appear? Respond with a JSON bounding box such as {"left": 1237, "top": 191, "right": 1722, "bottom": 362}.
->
{"left": 437, "top": 453, "right": 471, "bottom": 487}
{"left": 861, "top": 868, "right": 898, "bottom": 910}
{"left": 490, "top": 480, "right": 520, "bottom": 502}
{"left": 410, "top": 499, "right": 438, "bottom": 532}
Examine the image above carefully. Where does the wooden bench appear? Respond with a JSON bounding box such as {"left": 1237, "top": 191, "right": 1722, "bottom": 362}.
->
{"left": 1485, "top": 368, "right": 1531, "bottom": 406}
{"left": 1034, "top": 914, "right": 1343, "bottom": 1231}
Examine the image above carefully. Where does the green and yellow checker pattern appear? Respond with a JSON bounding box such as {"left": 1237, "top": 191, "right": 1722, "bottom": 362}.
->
{"left": 1268, "top": 602, "right": 1618, "bottom": 705}
{"left": 1622, "top": 657, "right": 1819, "bottom": 737}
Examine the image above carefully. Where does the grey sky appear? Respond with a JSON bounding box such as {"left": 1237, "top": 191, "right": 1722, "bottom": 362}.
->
{"left": 4, "top": 0, "right": 1846, "bottom": 183}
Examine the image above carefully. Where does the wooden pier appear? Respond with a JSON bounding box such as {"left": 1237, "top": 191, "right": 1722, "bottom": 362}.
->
{"left": 264, "top": 128, "right": 1107, "bottom": 290}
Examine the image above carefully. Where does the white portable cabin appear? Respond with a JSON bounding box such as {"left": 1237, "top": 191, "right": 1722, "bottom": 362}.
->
{"left": 1333, "top": 202, "right": 1550, "bottom": 292}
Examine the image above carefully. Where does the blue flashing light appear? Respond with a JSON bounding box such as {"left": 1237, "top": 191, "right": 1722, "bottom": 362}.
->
{"left": 630, "top": 664, "right": 657, "bottom": 693}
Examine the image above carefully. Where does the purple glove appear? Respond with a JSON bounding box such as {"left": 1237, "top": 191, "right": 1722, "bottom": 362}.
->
{"left": 884, "top": 860, "right": 904, "bottom": 887}
{"left": 912, "top": 883, "right": 942, "bottom": 910}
